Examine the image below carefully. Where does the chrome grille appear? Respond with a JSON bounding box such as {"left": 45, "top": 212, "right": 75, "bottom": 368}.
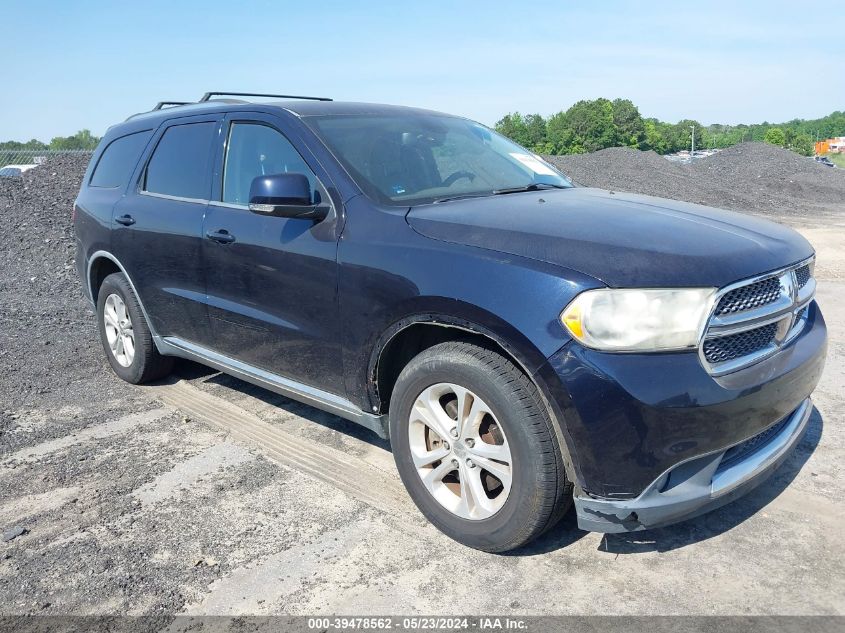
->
{"left": 700, "top": 258, "right": 815, "bottom": 375}
{"left": 702, "top": 323, "right": 777, "bottom": 364}
{"left": 715, "top": 277, "right": 781, "bottom": 315}
{"left": 795, "top": 264, "right": 811, "bottom": 289}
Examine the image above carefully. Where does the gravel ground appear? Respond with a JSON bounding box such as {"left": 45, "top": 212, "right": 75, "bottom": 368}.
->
{"left": 546, "top": 142, "right": 845, "bottom": 221}
{"left": 0, "top": 155, "right": 104, "bottom": 419}
{"left": 1, "top": 150, "right": 844, "bottom": 622}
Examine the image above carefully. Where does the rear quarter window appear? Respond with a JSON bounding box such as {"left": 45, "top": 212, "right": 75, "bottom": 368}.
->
{"left": 143, "top": 122, "right": 215, "bottom": 200}
{"left": 89, "top": 130, "right": 152, "bottom": 188}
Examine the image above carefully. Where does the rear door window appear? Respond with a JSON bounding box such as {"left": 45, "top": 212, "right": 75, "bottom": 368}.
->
{"left": 89, "top": 130, "right": 151, "bottom": 188}
{"left": 143, "top": 122, "right": 215, "bottom": 200}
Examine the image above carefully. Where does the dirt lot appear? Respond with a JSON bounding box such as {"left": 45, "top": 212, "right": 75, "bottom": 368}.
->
{"left": 1, "top": 152, "right": 844, "bottom": 620}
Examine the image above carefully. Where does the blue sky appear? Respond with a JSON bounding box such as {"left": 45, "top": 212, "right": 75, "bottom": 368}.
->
{"left": 3, "top": 1, "right": 844, "bottom": 141}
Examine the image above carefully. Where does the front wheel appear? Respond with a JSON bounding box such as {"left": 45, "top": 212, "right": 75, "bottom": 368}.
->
{"left": 389, "top": 341, "right": 571, "bottom": 552}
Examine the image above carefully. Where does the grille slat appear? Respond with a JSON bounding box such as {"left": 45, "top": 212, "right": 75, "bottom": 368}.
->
{"left": 719, "top": 414, "right": 791, "bottom": 470}
{"left": 795, "top": 264, "right": 811, "bottom": 289}
{"left": 714, "top": 276, "right": 781, "bottom": 315}
{"left": 702, "top": 323, "right": 778, "bottom": 364}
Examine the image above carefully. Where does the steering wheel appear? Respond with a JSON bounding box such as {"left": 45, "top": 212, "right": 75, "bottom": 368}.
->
{"left": 441, "top": 170, "right": 476, "bottom": 188}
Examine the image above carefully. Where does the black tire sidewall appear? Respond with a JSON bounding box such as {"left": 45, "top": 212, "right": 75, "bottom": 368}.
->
{"left": 389, "top": 347, "right": 555, "bottom": 551}
{"left": 96, "top": 274, "right": 149, "bottom": 384}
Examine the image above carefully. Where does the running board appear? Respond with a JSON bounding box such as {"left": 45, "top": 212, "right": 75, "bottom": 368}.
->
{"left": 157, "top": 336, "right": 388, "bottom": 439}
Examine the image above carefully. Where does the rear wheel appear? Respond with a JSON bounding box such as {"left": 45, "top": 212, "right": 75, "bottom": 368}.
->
{"left": 389, "top": 341, "right": 572, "bottom": 552}
{"left": 96, "top": 273, "right": 173, "bottom": 384}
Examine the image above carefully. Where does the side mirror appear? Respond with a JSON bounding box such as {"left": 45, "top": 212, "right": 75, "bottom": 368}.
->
{"left": 248, "top": 173, "right": 328, "bottom": 221}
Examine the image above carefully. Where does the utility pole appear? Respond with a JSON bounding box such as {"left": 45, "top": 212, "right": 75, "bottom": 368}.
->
{"left": 690, "top": 125, "right": 695, "bottom": 156}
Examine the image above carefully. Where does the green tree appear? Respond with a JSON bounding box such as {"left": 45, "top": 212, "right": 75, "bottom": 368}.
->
{"left": 494, "top": 113, "right": 530, "bottom": 147}
{"left": 643, "top": 119, "right": 667, "bottom": 153}
{"left": 662, "top": 120, "right": 704, "bottom": 153}
{"left": 764, "top": 127, "right": 786, "bottom": 146}
{"left": 565, "top": 98, "right": 617, "bottom": 152}
{"left": 544, "top": 111, "right": 582, "bottom": 154}
{"left": 522, "top": 114, "right": 547, "bottom": 150}
{"left": 49, "top": 129, "right": 100, "bottom": 150}
{"left": 0, "top": 138, "right": 47, "bottom": 151}
{"left": 791, "top": 133, "right": 814, "bottom": 156}
{"left": 496, "top": 101, "right": 845, "bottom": 158}
{"left": 611, "top": 99, "right": 646, "bottom": 149}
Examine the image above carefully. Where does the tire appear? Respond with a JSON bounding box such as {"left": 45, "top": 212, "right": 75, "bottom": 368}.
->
{"left": 389, "top": 341, "right": 572, "bottom": 552}
{"left": 96, "top": 272, "right": 174, "bottom": 384}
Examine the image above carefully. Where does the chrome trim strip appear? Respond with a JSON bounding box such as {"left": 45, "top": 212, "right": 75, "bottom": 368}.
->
{"left": 208, "top": 201, "right": 248, "bottom": 210}
{"left": 158, "top": 336, "right": 388, "bottom": 438}
{"left": 708, "top": 292, "right": 794, "bottom": 329}
{"left": 138, "top": 190, "right": 210, "bottom": 205}
{"left": 783, "top": 296, "right": 813, "bottom": 345}
{"left": 703, "top": 344, "right": 781, "bottom": 377}
{"left": 796, "top": 277, "right": 816, "bottom": 305}
{"left": 711, "top": 399, "right": 812, "bottom": 497}
{"left": 705, "top": 310, "right": 792, "bottom": 338}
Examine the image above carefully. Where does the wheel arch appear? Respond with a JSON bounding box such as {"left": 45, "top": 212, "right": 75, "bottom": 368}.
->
{"left": 368, "top": 310, "right": 579, "bottom": 484}
{"left": 86, "top": 250, "right": 161, "bottom": 347}
{"left": 370, "top": 315, "right": 532, "bottom": 410}
{"left": 87, "top": 253, "right": 121, "bottom": 304}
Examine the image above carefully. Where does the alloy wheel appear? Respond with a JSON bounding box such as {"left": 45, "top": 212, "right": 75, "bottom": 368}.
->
{"left": 408, "top": 382, "right": 513, "bottom": 520}
{"left": 103, "top": 293, "right": 135, "bottom": 368}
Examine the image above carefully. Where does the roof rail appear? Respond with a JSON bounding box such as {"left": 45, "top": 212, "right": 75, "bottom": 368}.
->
{"left": 199, "top": 91, "right": 332, "bottom": 102}
{"left": 125, "top": 91, "right": 333, "bottom": 122}
{"left": 153, "top": 101, "right": 192, "bottom": 110}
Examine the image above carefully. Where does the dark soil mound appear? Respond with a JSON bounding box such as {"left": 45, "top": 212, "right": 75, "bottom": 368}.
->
{"left": 0, "top": 153, "right": 97, "bottom": 406}
{"left": 545, "top": 142, "right": 845, "bottom": 218}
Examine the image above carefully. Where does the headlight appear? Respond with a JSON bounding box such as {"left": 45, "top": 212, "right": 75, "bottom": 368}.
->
{"left": 560, "top": 288, "right": 717, "bottom": 352}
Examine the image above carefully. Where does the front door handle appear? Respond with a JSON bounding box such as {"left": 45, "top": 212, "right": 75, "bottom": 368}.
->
{"left": 206, "top": 229, "right": 236, "bottom": 244}
{"left": 115, "top": 214, "right": 135, "bottom": 226}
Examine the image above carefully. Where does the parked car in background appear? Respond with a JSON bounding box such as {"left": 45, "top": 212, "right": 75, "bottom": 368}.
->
{"left": 814, "top": 156, "right": 836, "bottom": 168}
{"left": 74, "top": 92, "right": 827, "bottom": 552}
{"left": 0, "top": 164, "right": 37, "bottom": 178}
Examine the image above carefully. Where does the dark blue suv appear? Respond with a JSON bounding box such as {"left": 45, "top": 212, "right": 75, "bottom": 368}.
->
{"left": 74, "top": 92, "right": 827, "bottom": 552}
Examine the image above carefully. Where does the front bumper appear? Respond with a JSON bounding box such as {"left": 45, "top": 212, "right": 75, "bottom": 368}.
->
{"left": 574, "top": 398, "right": 812, "bottom": 532}
{"left": 535, "top": 300, "right": 826, "bottom": 501}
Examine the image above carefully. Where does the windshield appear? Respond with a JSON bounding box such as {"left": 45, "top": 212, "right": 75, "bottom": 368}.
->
{"left": 307, "top": 113, "right": 572, "bottom": 205}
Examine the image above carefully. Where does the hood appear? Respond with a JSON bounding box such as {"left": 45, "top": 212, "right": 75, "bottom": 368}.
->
{"left": 406, "top": 187, "right": 814, "bottom": 288}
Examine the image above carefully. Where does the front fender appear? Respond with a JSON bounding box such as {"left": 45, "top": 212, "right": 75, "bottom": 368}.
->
{"left": 337, "top": 196, "right": 603, "bottom": 410}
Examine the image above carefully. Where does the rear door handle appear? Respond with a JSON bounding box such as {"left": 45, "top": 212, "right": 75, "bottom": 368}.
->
{"left": 115, "top": 214, "right": 135, "bottom": 226}
{"left": 206, "top": 229, "right": 236, "bottom": 244}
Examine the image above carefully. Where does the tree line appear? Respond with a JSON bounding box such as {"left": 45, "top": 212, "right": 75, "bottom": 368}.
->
{"left": 0, "top": 129, "right": 100, "bottom": 152}
{"left": 4, "top": 104, "right": 845, "bottom": 158}
{"left": 495, "top": 99, "right": 845, "bottom": 157}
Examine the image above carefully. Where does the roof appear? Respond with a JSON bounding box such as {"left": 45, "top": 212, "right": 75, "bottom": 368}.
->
{"left": 124, "top": 99, "right": 449, "bottom": 124}
{"left": 109, "top": 97, "right": 459, "bottom": 141}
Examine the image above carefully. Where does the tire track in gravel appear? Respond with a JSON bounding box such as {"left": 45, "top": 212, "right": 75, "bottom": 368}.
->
{"left": 3, "top": 408, "right": 171, "bottom": 464}
{"left": 154, "top": 380, "right": 418, "bottom": 519}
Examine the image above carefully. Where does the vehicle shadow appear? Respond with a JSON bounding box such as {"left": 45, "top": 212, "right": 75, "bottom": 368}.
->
{"left": 169, "top": 359, "right": 392, "bottom": 451}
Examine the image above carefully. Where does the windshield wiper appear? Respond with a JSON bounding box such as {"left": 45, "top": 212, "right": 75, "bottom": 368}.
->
{"left": 492, "top": 183, "right": 569, "bottom": 195}
{"left": 433, "top": 183, "right": 568, "bottom": 204}
{"left": 432, "top": 193, "right": 492, "bottom": 204}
